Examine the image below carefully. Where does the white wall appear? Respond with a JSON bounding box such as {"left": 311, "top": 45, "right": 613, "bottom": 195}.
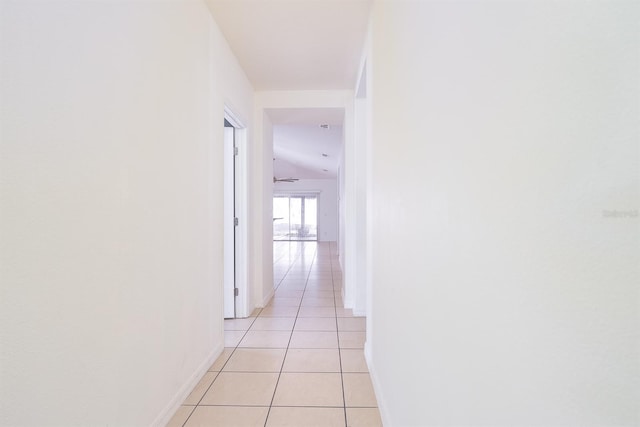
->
{"left": 0, "top": 1, "right": 254, "bottom": 425}
{"left": 353, "top": 59, "right": 370, "bottom": 317}
{"left": 367, "top": 1, "right": 639, "bottom": 426}
{"left": 274, "top": 179, "right": 339, "bottom": 242}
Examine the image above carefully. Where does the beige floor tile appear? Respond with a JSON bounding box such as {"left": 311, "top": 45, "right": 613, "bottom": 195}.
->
{"left": 306, "top": 275, "right": 333, "bottom": 281}
{"left": 303, "top": 289, "right": 335, "bottom": 298}
{"left": 301, "top": 297, "right": 335, "bottom": 307}
{"left": 340, "top": 349, "right": 369, "bottom": 372}
{"left": 268, "top": 297, "right": 302, "bottom": 307}
{"left": 338, "top": 332, "right": 365, "bottom": 349}
{"left": 294, "top": 317, "right": 337, "bottom": 331}
{"left": 346, "top": 408, "right": 382, "bottom": 427}
{"left": 308, "top": 273, "right": 332, "bottom": 279}
{"left": 283, "top": 272, "right": 308, "bottom": 278}
{"left": 289, "top": 331, "right": 338, "bottom": 349}
{"left": 208, "top": 348, "right": 234, "bottom": 371}
{"left": 239, "top": 330, "right": 291, "bottom": 348}
{"left": 305, "top": 283, "right": 335, "bottom": 291}
{"left": 276, "top": 285, "right": 306, "bottom": 293}
{"left": 166, "top": 406, "right": 195, "bottom": 427}
{"left": 336, "top": 308, "right": 354, "bottom": 317}
{"left": 275, "top": 289, "right": 305, "bottom": 298}
{"left": 224, "top": 318, "right": 255, "bottom": 331}
{"left": 182, "top": 372, "right": 216, "bottom": 405}
{"left": 200, "top": 372, "right": 279, "bottom": 406}
{"left": 272, "top": 373, "right": 344, "bottom": 407}
{"left": 223, "top": 348, "right": 286, "bottom": 372}
{"left": 224, "top": 330, "right": 245, "bottom": 347}
{"left": 250, "top": 317, "right": 296, "bottom": 331}
{"left": 298, "top": 307, "right": 336, "bottom": 318}
{"left": 343, "top": 373, "right": 378, "bottom": 407}
{"left": 337, "top": 317, "right": 366, "bottom": 332}
{"left": 260, "top": 306, "right": 299, "bottom": 317}
{"left": 266, "top": 407, "right": 345, "bottom": 426}
{"left": 281, "top": 279, "right": 305, "bottom": 284}
{"left": 184, "top": 406, "right": 268, "bottom": 427}
{"left": 278, "top": 279, "right": 307, "bottom": 287}
{"left": 282, "top": 349, "right": 341, "bottom": 372}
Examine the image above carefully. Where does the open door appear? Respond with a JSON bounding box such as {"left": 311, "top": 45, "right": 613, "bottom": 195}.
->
{"left": 223, "top": 108, "right": 248, "bottom": 319}
{"left": 223, "top": 120, "right": 237, "bottom": 318}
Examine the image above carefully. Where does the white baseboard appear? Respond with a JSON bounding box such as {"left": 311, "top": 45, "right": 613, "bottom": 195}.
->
{"left": 352, "top": 308, "right": 366, "bottom": 317}
{"left": 151, "top": 343, "right": 223, "bottom": 427}
{"left": 364, "top": 341, "right": 391, "bottom": 427}
{"left": 261, "top": 286, "right": 275, "bottom": 308}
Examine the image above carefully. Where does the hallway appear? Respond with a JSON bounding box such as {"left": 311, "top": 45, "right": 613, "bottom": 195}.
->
{"left": 168, "top": 242, "right": 381, "bottom": 426}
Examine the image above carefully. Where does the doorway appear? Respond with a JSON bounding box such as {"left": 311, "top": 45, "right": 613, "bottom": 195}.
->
{"left": 223, "top": 108, "right": 248, "bottom": 319}
{"left": 273, "top": 194, "right": 318, "bottom": 241}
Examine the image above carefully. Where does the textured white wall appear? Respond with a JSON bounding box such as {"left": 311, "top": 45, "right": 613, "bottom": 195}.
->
{"left": 367, "top": 1, "right": 639, "bottom": 426}
{"left": 0, "top": 1, "right": 253, "bottom": 425}
{"left": 274, "top": 179, "right": 339, "bottom": 242}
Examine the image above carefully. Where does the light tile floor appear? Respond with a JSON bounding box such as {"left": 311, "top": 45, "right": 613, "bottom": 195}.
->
{"left": 168, "top": 241, "right": 382, "bottom": 427}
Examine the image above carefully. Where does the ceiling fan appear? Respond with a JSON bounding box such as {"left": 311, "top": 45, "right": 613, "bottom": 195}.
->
{"left": 273, "top": 177, "right": 299, "bottom": 183}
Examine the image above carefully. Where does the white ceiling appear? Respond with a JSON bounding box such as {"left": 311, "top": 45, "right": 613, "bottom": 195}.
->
{"left": 266, "top": 107, "right": 344, "bottom": 126}
{"left": 268, "top": 108, "right": 343, "bottom": 180}
{"left": 204, "top": 0, "right": 372, "bottom": 90}
{"left": 273, "top": 124, "right": 343, "bottom": 180}
{"left": 206, "top": 1, "right": 366, "bottom": 181}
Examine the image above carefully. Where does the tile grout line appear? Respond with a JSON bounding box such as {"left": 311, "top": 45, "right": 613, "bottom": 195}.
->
{"left": 328, "top": 243, "right": 349, "bottom": 427}
{"left": 271, "top": 241, "right": 306, "bottom": 293}
{"left": 181, "top": 309, "right": 263, "bottom": 427}
{"left": 184, "top": 240, "right": 305, "bottom": 427}
{"left": 263, "top": 242, "right": 318, "bottom": 427}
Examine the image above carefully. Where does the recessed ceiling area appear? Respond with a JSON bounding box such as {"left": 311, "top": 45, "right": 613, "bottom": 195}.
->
{"left": 266, "top": 108, "right": 344, "bottom": 127}
{"left": 268, "top": 108, "right": 343, "bottom": 180}
{"left": 204, "top": 0, "right": 372, "bottom": 90}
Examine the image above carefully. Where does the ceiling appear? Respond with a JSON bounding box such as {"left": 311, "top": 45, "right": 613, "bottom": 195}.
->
{"left": 266, "top": 108, "right": 344, "bottom": 126}
{"left": 205, "top": 1, "right": 368, "bottom": 181}
{"left": 268, "top": 108, "right": 343, "bottom": 180}
{"left": 204, "top": 0, "right": 372, "bottom": 90}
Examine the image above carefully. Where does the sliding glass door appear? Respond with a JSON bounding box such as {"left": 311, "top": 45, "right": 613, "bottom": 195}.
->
{"left": 273, "top": 194, "right": 318, "bottom": 241}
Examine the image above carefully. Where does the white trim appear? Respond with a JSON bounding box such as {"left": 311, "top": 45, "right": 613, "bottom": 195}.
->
{"left": 352, "top": 308, "right": 366, "bottom": 317}
{"left": 224, "top": 105, "right": 250, "bottom": 318}
{"left": 261, "top": 287, "right": 275, "bottom": 308}
{"left": 364, "top": 341, "right": 391, "bottom": 427}
{"left": 224, "top": 104, "right": 245, "bottom": 129}
{"left": 273, "top": 190, "right": 321, "bottom": 195}
{"left": 151, "top": 345, "right": 222, "bottom": 427}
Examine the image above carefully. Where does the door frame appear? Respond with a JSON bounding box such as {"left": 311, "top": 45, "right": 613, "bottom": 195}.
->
{"left": 224, "top": 106, "right": 249, "bottom": 318}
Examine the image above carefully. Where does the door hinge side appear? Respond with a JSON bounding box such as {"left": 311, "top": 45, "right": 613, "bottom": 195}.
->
{"left": 234, "top": 288, "right": 239, "bottom": 297}
{"left": 234, "top": 146, "right": 238, "bottom": 156}
{"left": 234, "top": 217, "right": 239, "bottom": 226}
